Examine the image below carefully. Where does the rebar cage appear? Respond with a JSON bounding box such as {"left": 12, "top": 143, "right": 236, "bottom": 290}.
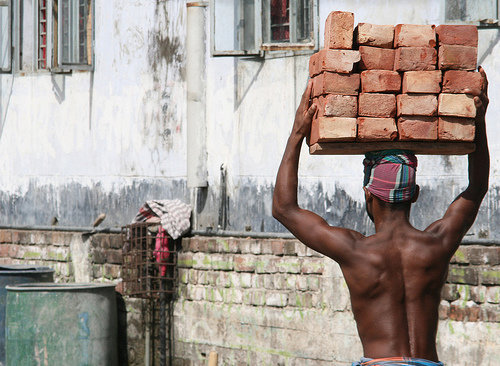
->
{"left": 121, "top": 222, "right": 178, "bottom": 299}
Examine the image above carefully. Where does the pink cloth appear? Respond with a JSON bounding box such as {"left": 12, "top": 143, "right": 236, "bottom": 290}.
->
{"left": 154, "top": 227, "right": 170, "bottom": 276}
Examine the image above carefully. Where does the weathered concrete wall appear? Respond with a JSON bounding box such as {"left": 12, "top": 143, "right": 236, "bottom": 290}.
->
{"left": 0, "top": 231, "right": 498, "bottom": 365}
{"left": 0, "top": 0, "right": 499, "bottom": 238}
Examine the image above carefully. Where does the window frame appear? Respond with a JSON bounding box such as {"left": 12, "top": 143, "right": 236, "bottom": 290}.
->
{"left": 210, "top": 0, "right": 318, "bottom": 57}
{"left": 0, "top": 0, "right": 12, "bottom": 73}
{"left": 260, "top": 0, "right": 318, "bottom": 52}
{"left": 56, "top": 0, "right": 94, "bottom": 71}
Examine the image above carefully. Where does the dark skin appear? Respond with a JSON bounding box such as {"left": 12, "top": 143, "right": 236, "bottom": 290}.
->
{"left": 272, "top": 67, "right": 489, "bottom": 361}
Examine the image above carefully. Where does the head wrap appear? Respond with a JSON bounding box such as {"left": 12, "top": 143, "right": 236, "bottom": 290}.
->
{"left": 363, "top": 150, "right": 418, "bottom": 203}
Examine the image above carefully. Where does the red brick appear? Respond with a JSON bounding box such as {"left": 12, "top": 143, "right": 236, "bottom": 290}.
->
{"left": 394, "top": 47, "right": 437, "bottom": 71}
{"left": 438, "top": 45, "right": 477, "bottom": 70}
{"left": 315, "top": 94, "right": 357, "bottom": 117}
{"left": 397, "top": 116, "right": 438, "bottom": 141}
{"left": 324, "top": 11, "right": 354, "bottom": 49}
{"left": 438, "top": 93, "right": 476, "bottom": 118}
{"left": 360, "top": 70, "right": 401, "bottom": 93}
{"left": 436, "top": 25, "right": 478, "bottom": 47}
{"left": 394, "top": 24, "right": 436, "bottom": 47}
{"left": 310, "top": 117, "right": 357, "bottom": 144}
{"left": 309, "top": 49, "right": 360, "bottom": 76}
{"left": 438, "top": 117, "right": 475, "bottom": 141}
{"left": 0, "top": 230, "right": 12, "bottom": 244}
{"left": 359, "top": 46, "right": 395, "bottom": 70}
{"left": 312, "top": 72, "right": 360, "bottom": 97}
{"left": 358, "top": 93, "right": 396, "bottom": 117}
{"left": 357, "top": 117, "right": 397, "bottom": 141}
{"left": 442, "top": 70, "right": 484, "bottom": 95}
{"left": 396, "top": 94, "right": 438, "bottom": 117}
{"left": 0, "top": 244, "right": 10, "bottom": 257}
{"left": 356, "top": 23, "right": 394, "bottom": 48}
{"left": 271, "top": 240, "right": 284, "bottom": 256}
{"left": 402, "top": 70, "right": 442, "bottom": 94}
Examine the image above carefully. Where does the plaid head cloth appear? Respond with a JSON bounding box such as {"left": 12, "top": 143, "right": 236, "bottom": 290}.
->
{"left": 352, "top": 357, "right": 444, "bottom": 366}
{"left": 363, "top": 150, "right": 418, "bottom": 203}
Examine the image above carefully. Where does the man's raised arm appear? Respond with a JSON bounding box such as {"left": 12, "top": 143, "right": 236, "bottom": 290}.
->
{"left": 272, "top": 80, "right": 361, "bottom": 262}
{"left": 426, "top": 66, "right": 490, "bottom": 252}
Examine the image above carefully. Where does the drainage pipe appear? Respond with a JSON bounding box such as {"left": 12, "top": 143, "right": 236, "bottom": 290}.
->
{"left": 186, "top": 2, "right": 208, "bottom": 189}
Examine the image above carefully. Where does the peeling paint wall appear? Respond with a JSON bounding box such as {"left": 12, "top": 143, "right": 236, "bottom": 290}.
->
{"left": 0, "top": 0, "right": 499, "bottom": 239}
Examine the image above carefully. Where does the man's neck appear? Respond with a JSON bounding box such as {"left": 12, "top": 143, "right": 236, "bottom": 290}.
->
{"left": 373, "top": 207, "right": 412, "bottom": 233}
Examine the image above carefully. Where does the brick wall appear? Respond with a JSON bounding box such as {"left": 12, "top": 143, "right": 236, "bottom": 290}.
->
{"left": 0, "top": 230, "right": 499, "bottom": 365}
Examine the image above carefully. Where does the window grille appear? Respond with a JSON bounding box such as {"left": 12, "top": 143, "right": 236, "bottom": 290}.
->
{"left": 38, "top": 0, "right": 48, "bottom": 69}
{"left": 211, "top": 0, "right": 318, "bottom": 56}
{"left": 59, "top": 0, "right": 93, "bottom": 69}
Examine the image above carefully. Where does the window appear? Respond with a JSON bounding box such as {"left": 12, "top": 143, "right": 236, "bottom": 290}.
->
{"left": 445, "top": 0, "right": 499, "bottom": 27}
{"left": 211, "top": 0, "right": 318, "bottom": 56}
{"left": 58, "top": 0, "right": 93, "bottom": 69}
{"left": 0, "top": 0, "right": 11, "bottom": 72}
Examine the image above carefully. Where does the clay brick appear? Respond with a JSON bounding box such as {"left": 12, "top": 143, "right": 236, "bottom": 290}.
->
{"left": 359, "top": 46, "right": 395, "bottom": 70}
{"left": 309, "top": 49, "right": 360, "bottom": 76}
{"left": 396, "top": 94, "right": 438, "bottom": 116}
{"left": 402, "top": 71, "right": 442, "bottom": 94}
{"left": 358, "top": 93, "right": 396, "bottom": 117}
{"left": 448, "top": 266, "right": 479, "bottom": 285}
{"left": 271, "top": 240, "right": 284, "bottom": 256}
{"left": 394, "top": 24, "right": 436, "bottom": 47}
{"left": 360, "top": 70, "right": 401, "bottom": 93}
{"left": 442, "top": 70, "right": 484, "bottom": 95}
{"left": 394, "top": 47, "right": 437, "bottom": 71}
{"left": 438, "top": 45, "right": 477, "bottom": 70}
{"left": 436, "top": 25, "right": 478, "bottom": 47}
{"left": 397, "top": 116, "right": 438, "bottom": 141}
{"left": 312, "top": 72, "right": 360, "bottom": 97}
{"left": 441, "top": 284, "right": 460, "bottom": 302}
{"left": 357, "top": 117, "right": 397, "bottom": 141}
{"left": 316, "top": 94, "right": 358, "bottom": 117}
{"left": 324, "top": 11, "right": 354, "bottom": 49}
{"left": 356, "top": 23, "right": 394, "bottom": 48}
{"left": 309, "top": 116, "right": 357, "bottom": 144}
{"left": 438, "top": 93, "right": 476, "bottom": 118}
{"left": 438, "top": 117, "right": 475, "bottom": 141}
{"left": 481, "top": 268, "right": 500, "bottom": 285}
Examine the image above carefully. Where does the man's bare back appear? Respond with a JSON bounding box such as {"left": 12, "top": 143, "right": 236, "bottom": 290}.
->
{"left": 344, "top": 226, "right": 450, "bottom": 361}
{"left": 272, "top": 68, "right": 489, "bottom": 363}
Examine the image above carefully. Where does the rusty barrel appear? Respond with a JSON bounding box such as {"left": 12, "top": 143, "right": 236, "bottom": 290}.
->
{"left": 5, "top": 283, "right": 117, "bottom": 366}
{"left": 0, "top": 265, "right": 54, "bottom": 366}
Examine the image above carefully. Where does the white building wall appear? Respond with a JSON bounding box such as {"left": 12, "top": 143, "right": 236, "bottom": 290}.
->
{"left": 0, "top": 0, "right": 498, "bottom": 236}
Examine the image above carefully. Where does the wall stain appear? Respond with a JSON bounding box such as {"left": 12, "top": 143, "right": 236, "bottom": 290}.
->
{"left": 141, "top": 1, "right": 185, "bottom": 153}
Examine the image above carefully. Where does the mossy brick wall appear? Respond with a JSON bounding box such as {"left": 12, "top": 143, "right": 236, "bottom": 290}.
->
{"left": 174, "top": 237, "right": 500, "bottom": 366}
{"left": 0, "top": 230, "right": 499, "bottom": 365}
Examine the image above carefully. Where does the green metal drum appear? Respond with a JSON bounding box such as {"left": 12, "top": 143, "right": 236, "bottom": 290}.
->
{"left": 0, "top": 265, "right": 54, "bottom": 366}
{"left": 5, "top": 283, "right": 117, "bottom": 366}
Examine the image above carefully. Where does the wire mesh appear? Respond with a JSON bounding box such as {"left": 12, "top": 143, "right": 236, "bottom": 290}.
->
{"left": 121, "top": 222, "right": 178, "bottom": 299}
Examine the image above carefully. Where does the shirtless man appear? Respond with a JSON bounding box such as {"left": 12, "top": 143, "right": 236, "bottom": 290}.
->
{"left": 272, "top": 67, "right": 489, "bottom": 366}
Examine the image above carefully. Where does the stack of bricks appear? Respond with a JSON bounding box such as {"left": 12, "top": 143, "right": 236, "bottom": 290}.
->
{"left": 309, "top": 11, "right": 481, "bottom": 152}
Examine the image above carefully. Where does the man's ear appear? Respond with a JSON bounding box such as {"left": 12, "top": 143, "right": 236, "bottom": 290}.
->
{"left": 363, "top": 186, "right": 372, "bottom": 202}
{"left": 411, "top": 185, "right": 420, "bottom": 203}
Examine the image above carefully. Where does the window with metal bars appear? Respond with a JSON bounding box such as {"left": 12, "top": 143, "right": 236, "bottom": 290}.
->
{"left": 59, "top": 0, "right": 93, "bottom": 69}
{"left": 211, "top": 0, "right": 317, "bottom": 56}
{"left": 38, "top": 0, "right": 48, "bottom": 69}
